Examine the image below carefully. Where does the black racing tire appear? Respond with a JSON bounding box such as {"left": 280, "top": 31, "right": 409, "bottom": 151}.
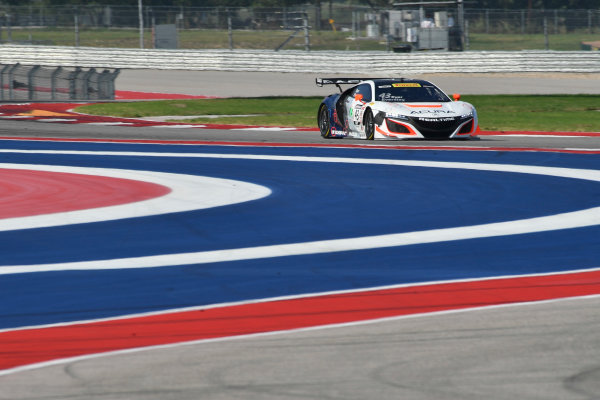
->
{"left": 364, "top": 109, "right": 375, "bottom": 140}
{"left": 318, "top": 105, "right": 332, "bottom": 138}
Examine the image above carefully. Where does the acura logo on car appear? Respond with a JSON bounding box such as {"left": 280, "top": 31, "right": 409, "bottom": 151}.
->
{"left": 410, "top": 110, "right": 454, "bottom": 114}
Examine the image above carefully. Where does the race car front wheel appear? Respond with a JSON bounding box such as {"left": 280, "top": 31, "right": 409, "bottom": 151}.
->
{"left": 318, "top": 105, "right": 331, "bottom": 138}
{"left": 364, "top": 109, "right": 375, "bottom": 140}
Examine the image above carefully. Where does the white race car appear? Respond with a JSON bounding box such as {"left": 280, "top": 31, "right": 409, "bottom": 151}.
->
{"left": 317, "top": 77, "right": 479, "bottom": 140}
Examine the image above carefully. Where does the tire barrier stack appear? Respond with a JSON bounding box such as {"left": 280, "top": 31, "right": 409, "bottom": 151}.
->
{"left": 0, "top": 63, "right": 119, "bottom": 102}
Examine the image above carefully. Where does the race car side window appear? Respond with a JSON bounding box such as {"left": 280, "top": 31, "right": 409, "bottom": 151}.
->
{"left": 353, "top": 84, "right": 372, "bottom": 102}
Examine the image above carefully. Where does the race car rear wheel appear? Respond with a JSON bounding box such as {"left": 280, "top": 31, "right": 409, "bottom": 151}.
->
{"left": 318, "top": 105, "right": 332, "bottom": 138}
{"left": 364, "top": 109, "right": 375, "bottom": 140}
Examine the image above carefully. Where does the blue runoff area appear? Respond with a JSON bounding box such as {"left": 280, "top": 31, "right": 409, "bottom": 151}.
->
{"left": 0, "top": 141, "right": 598, "bottom": 329}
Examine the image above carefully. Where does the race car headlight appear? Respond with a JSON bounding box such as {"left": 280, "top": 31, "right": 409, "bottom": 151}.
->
{"left": 460, "top": 112, "right": 474, "bottom": 119}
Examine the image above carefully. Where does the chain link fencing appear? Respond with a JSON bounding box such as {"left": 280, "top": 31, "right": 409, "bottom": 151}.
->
{"left": 0, "top": 5, "right": 597, "bottom": 51}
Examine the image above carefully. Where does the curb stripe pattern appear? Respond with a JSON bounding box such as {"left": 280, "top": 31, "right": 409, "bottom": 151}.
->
{"left": 1, "top": 269, "right": 599, "bottom": 374}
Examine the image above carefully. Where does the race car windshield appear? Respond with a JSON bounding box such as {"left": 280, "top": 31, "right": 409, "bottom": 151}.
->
{"left": 375, "top": 83, "right": 450, "bottom": 103}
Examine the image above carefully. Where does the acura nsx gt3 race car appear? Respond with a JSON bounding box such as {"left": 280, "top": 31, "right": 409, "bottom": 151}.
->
{"left": 316, "top": 77, "right": 479, "bottom": 140}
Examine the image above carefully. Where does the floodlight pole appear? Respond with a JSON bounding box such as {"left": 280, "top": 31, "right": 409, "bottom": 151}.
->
{"left": 138, "top": 0, "right": 144, "bottom": 49}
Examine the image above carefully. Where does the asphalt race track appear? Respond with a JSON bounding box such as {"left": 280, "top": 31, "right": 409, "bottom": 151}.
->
{"left": 0, "top": 72, "right": 599, "bottom": 400}
{"left": 116, "top": 70, "right": 600, "bottom": 97}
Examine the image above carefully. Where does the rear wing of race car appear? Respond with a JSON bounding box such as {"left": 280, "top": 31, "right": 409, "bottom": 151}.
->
{"left": 316, "top": 77, "right": 388, "bottom": 92}
{"left": 315, "top": 78, "right": 369, "bottom": 87}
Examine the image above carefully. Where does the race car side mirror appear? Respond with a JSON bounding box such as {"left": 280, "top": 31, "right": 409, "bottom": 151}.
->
{"left": 453, "top": 93, "right": 461, "bottom": 101}
{"left": 355, "top": 94, "right": 364, "bottom": 101}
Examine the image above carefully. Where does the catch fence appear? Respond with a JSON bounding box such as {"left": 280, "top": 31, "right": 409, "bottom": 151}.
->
{"left": 0, "top": 5, "right": 597, "bottom": 50}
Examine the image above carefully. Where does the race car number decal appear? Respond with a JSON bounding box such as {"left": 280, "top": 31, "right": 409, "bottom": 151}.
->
{"left": 353, "top": 105, "right": 365, "bottom": 125}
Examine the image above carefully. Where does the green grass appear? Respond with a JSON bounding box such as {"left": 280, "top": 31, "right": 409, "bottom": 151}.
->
{"left": 462, "top": 95, "right": 600, "bottom": 132}
{"left": 5, "top": 27, "right": 390, "bottom": 50}
{"left": 76, "top": 95, "right": 600, "bottom": 132}
{"left": 7, "top": 27, "right": 597, "bottom": 51}
{"left": 467, "top": 32, "right": 600, "bottom": 51}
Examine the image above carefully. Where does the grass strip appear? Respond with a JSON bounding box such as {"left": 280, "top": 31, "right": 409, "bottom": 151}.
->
{"left": 77, "top": 95, "right": 600, "bottom": 132}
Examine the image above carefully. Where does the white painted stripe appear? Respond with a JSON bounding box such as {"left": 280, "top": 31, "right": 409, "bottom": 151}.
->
{"left": 1, "top": 206, "right": 597, "bottom": 275}
{"left": 149, "top": 124, "right": 200, "bottom": 128}
{"left": 233, "top": 127, "right": 297, "bottom": 131}
{"left": 35, "top": 118, "right": 75, "bottom": 122}
{"left": 566, "top": 148, "right": 600, "bottom": 151}
{"left": 0, "top": 163, "right": 271, "bottom": 233}
{"left": 85, "top": 122, "right": 135, "bottom": 126}
{"left": 495, "top": 134, "right": 593, "bottom": 138}
{"left": 0, "top": 150, "right": 598, "bottom": 275}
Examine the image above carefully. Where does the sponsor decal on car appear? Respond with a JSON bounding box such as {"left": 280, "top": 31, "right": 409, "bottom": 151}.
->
{"left": 392, "top": 83, "right": 421, "bottom": 87}
{"left": 410, "top": 109, "right": 455, "bottom": 114}
{"left": 419, "top": 117, "right": 456, "bottom": 122}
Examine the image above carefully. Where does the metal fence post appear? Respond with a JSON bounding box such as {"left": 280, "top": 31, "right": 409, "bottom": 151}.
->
{"left": 485, "top": 9, "right": 489, "bottom": 34}
{"left": 74, "top": 7, "right": 80, "bottom": 47}
{"left": 110, "top": 69, "right": 120, "bottom": 100}
{"left": 69, "top": 67, "right": 82, "bottom": 100}
{"left": 544, "top": 16, "right": 549, "bottom": 50}
{"left": 457, "top": 0, "right": 464, "bottom": 51}
{"left": 98, "top": 69, "right": 111, "bottom": 99}
{"left": 465, "top": 19, "right": 469, "bottom": 51}
{"left": 6, "top": 13, "right": 11, "bottom": 43}
{"left": 138, "top": 0, "right": 144, "bottom": 49}
{"left": 0, "top": 64, "right": 10, "bottom": 100}
{"left": 82, "top": 68, "right": 95, "bottom": 100}
{"left": 50, "top": 66, "right": 62, "bottom": 100}
{"left": 228, "top": 14, "right": 233, "bottom": 50}
{"left": 27, "top": 65, "right": 40, "bottom": 100}
{"left": 7, "top": 63, "right": 19, "bottom": 100}
{"left": 303, "top": 12, "right": 310, "bottom": 51}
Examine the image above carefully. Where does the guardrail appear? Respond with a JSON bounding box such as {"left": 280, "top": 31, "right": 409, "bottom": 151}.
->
{"left": 0, "top": 45, "right": 599, "bottom": 74}
{"left": 0, "top": 62, "right": 119, "bottom": 101}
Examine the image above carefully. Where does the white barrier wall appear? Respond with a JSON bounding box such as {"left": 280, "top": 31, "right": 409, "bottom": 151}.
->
{"left": 1, "top": 45, "right": 599, "bottom": 74}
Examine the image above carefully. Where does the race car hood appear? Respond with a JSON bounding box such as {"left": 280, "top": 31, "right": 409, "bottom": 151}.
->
{"left": 378, "top": 101, "right": 474, "bottom": 118}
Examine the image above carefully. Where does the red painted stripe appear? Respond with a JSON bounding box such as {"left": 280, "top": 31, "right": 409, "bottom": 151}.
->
{"left": 0, "top": 136, "right": 598, "bottom": 154}
{"left": 1, "top": 270, "right": 599, "bottom": 371}
{"left": 0, "top": 169, "right": 171, "bottom": 218}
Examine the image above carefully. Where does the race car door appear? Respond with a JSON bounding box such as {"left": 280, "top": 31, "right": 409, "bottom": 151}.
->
{"left": 343, "top": 83, "right": 372, "bottom": 137}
